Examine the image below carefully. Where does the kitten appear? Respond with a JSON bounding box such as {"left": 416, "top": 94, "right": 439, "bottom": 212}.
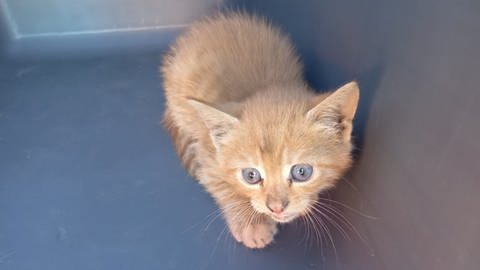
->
{"left": 161, "top": 13, "right": 359, "bottom": 249}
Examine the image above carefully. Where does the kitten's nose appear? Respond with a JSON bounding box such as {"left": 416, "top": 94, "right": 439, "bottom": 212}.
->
{"left": 267, "top": 201, "right": 289, "bottom": 214}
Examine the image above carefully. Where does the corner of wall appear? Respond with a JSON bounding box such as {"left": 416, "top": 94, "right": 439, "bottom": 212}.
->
{"left": 0, "top": 0, "right": 19, "bottom": 58}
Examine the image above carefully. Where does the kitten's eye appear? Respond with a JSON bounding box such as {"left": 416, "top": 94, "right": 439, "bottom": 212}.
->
{"left": 290, "top": 164, "right": 313, "bottom": 182}
{"left": 241, "top": 168, "right": 262, "bottom": 184}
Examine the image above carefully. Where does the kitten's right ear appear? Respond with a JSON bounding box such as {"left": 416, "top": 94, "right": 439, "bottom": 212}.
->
{"left": 306, "top": 81, "right": 360, "bottom": 142}
{"left": 187, "top": 99, "right": 239, "bottom": 149}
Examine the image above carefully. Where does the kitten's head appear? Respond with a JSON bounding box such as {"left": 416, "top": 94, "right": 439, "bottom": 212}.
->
{"left": 189, "top": 82, "right": 359, "bottom": 223}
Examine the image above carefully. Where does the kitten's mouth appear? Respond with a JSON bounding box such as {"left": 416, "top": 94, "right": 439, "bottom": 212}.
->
{"left": 270, "top": 213, "right": 297, "bottom": 223}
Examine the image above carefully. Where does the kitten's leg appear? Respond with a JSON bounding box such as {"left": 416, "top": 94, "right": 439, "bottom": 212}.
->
{"left": 223, "top": 203, "right": 278, "bottom": 249}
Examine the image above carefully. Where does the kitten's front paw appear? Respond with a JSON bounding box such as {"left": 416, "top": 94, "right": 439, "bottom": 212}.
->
{"left": 230, "top": 219, "right": 278, "bottom": 249}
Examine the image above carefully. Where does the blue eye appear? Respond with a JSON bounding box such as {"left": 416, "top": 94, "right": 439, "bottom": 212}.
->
{"left": 290, "top": 164, "right": 313, "bottom": 182}
{"left": 241, "top": 168, "right": 262, "bottom": 184}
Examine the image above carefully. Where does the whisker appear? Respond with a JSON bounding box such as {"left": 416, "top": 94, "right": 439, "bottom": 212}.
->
{"left": 208, "top": 224, "right": 227, "bottom": 259}
{"left": 309, "top": 209, "right": 325, "bottom": 252}
{"left": 314, "top": 202, "right": 374, "bottom": 254}
{"left": 245, "top": 208, "right": 258, "bottom": 229}
{"left": 304, "top": 210, "right": 319, "bottom": 249}
{"left": 315, "top": 202, "right": 356, "bottom": 238}
{"left": 181, "top": 207, "right": 221, "bottom": 234}
{"left": 202, "top": 201, "right": 246, "bottom": 232}
{"left": 307, "top": 207, "right": 337, "bottom": 262}
{"left": 310, "top": 204, "right": 351, "bottom": 241}
{"left": 229, "top": 203, "right": 252, "bottom": 230}
{"left": 341, "top": 176, "right": 361, "bottom": 193}
{"left": 203, "top": 209, "right": 226, "bottom": 232}
{"left": 317, "top": 197, "right": 378, "bottom": 219}
{"left": 299, "top": 215, "right": 312, "bottom": 250}
{"left": 312, "top": 213, "right": 326, "bottom": 261}
{"left": 315, "top": 202, "right": 364, "bottom": 241}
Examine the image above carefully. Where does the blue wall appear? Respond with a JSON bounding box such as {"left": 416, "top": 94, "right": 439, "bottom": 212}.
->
{"left": 0, "top": 0, "right": 221, "bottom": 57}
{"left": 2, "top": 0, "right": 220, "bottom": 37}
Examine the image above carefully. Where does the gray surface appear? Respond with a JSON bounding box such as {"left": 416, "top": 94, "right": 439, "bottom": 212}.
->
{"left": 1, "top": 0, "right": 480, "bottom": 269}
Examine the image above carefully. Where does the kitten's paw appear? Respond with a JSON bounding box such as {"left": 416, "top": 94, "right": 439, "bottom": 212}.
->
{"left": 230, "top": 220, "right": 278, "bottom": 249}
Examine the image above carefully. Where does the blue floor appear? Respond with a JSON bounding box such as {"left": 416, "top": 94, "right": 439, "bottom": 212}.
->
{"left": 0, "top": 54, "right": 347, "bottom": 269}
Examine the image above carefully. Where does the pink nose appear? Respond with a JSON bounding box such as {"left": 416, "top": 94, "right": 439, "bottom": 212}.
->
{"left": 267, "top": 201, "right": 287, "bottom": 214}
{"left": 269, "top": 206, "right": 283, "bottom": 214}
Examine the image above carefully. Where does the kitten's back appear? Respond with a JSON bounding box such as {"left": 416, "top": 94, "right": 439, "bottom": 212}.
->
{"left": 161, "top": 13, "right": 305, "bottom": 177}
{"left": 162, "top": 13, "right": 303, "bottom": 105}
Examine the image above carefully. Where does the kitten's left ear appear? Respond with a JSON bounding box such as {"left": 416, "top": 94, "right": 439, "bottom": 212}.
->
{"left": 187, "top": 99, "right": 239, "bottom": 149}
{"left": 306, "top": 81, "right": 360, "bottom": 142}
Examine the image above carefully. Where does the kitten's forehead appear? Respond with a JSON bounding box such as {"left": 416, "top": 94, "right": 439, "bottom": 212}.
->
{"left": 250, "top": 132, "right": 310, "bottom": 172}
{"left": 251, "top": 115, "right": 320, "bottom": 157}
{"left": 226, "top": 94, "right": 340, "bottom": 172}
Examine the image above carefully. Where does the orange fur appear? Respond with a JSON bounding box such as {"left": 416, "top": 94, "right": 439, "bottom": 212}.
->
{"left": 161, "top": 13, "right": 359, "bottom": 249}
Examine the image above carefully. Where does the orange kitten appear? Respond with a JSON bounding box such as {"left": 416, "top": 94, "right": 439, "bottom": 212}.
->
{"left": 161, "top": 13, "right": 359, "bottom": 249}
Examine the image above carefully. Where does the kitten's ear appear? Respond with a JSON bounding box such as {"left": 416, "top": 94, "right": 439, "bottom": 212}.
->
{"left": 306, "top": 81, "right": 360, "bottom": 142}
{"left": 187, "top": 99, "right": 239, "bottom": 149}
